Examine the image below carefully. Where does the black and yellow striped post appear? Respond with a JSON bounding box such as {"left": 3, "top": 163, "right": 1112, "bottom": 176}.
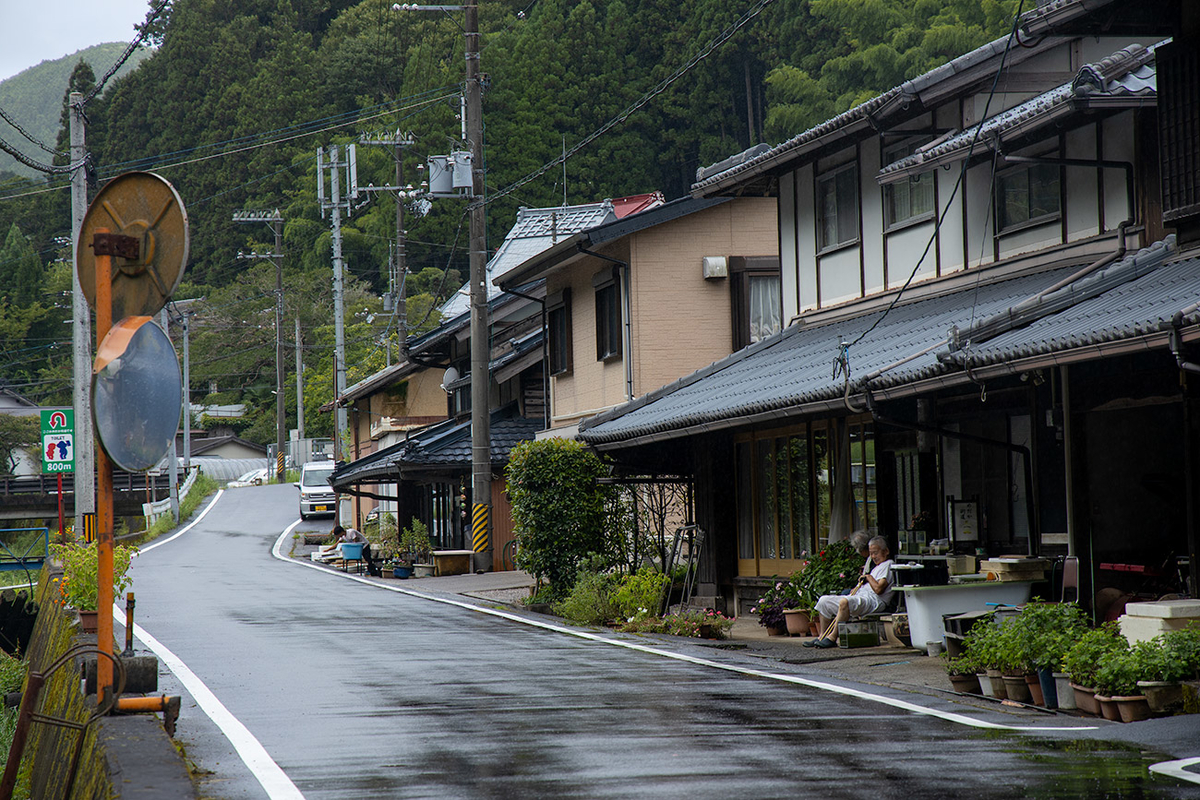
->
{"left": 276, "top": 451, "right": 285, "bottom": 484}
{"left": 82, "top": 512, "right": 96, "bottom": 543}
{"left": 471, "top": 503, "right": 490, "bottom": 570}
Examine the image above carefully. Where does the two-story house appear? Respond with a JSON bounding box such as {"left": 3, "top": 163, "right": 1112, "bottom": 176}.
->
{"left": 574, "top": 0, "right": 1196, "bottom": 616}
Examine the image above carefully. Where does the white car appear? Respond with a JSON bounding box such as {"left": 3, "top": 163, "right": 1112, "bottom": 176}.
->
{"left": 296, "top": 461, "right": 336, "bottom": 520}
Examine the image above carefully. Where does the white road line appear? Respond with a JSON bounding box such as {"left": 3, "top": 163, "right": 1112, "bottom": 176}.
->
{"left": 134, "top": 489, "right": 225, "bottom": 556}
{"left": 1150, "top": 757, "right": 1200, "bottom": 786}
{"left": 270, "top": 526, "right": 1098, "bottom": 734}
{"left": 128, "top": 620, "right": 306, "bottom": 800}
{"left": 115, "top": 488, "right": 306, "bottom": 800}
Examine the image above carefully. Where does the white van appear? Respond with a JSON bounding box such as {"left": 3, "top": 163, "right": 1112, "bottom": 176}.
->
{"left": 296, "top": 461, "right": 336, "bottom": 520}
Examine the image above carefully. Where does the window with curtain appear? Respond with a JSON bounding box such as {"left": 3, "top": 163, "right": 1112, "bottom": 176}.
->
{"left": 996, "top": 161, "right": 1061, "bottom": 232}
{"left": 817, "top": 163, "right": 859, "bottom": 251}
{"left": 883, "top": 140, "right": 935, "bottom": 229}
{"left": 730, "top": 256, "right": 782, "bottom": 351}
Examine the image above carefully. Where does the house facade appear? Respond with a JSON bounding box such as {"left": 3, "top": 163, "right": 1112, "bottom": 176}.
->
{"left": 497, "top": 196, "right": 779, "bottom": 437}
{"left": 576, "top": 1, "right": 1196, "bottom": 617}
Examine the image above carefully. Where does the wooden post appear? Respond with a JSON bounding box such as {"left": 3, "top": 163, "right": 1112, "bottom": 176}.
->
{"left": 94, "top": 228, "right": 115, "bottom": 704}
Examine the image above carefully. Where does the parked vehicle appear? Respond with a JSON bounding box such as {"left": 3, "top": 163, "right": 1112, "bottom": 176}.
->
{"left": 295, "top": 461, "right": 335, "bottom": 520}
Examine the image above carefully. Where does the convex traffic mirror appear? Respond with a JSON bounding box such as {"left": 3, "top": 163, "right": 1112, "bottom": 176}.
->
{"left": 92, "top": 316, "right": 182, "bottom": 472}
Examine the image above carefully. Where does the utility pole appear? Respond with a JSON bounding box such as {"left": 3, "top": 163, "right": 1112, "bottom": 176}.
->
{"left": 359, "top": 131, "right": 415, "bottom": 348}
{"left": 295, "top": 317, "right": 305, "bottom": 441}
{"left": 160, "top": 308, "right": 179, "bottom": 520}
{"left": 395, "top": 0, "right": 490, "bottom": 570}
{"left": 232, "top": 209, "right": 286, "bottom": 482}
{"left": 69, "top": 92, "right": 93, "bottom": 540}
{"left": 182, "top": 313, "right": 191, "bottom": 472}
{"left": 318, "top": 146, "right": 353, "bottom": 463}
{"left": 465, "top": 0, "right": 492, "bottom": 572}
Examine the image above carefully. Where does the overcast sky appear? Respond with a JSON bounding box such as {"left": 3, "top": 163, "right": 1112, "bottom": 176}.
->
{"left": 0, "top": 0, "right": 150, "bottom": 83}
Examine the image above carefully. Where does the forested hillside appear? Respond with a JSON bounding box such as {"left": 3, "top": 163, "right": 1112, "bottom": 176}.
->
{"left": 0, "top": 43, "right": 151, "bottom": 179}
{"left": 0, "top": 0, "right": 1019, "bottom": 446}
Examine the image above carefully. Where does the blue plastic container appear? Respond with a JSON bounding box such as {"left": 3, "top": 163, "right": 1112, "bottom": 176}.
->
{"left": 339, "top": 543, "right": 364, "bottom": 560}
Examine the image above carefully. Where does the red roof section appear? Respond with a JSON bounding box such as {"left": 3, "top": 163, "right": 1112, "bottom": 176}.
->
{"left": 610, "top": 192, "right": 665, "bottom": 218}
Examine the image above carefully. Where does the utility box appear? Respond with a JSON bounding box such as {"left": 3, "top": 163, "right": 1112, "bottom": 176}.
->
{"left": 427, "top": 155, "right": 454, "bottom": 196}
{"left": 838, "top": 620, "right": 882, "bottom": 648}
{"left": 450, "top": 151, "right": 473, "bottom": 190}
{"left": 702, "top": 256, "right": 728, "bottom": 280}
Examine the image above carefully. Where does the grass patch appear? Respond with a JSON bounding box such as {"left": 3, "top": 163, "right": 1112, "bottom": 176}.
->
{"left": 136, "top": 473, "right": 221, "bottom": 545}
{"left": 0, "top": 650, "right": 30, "bottom": 798}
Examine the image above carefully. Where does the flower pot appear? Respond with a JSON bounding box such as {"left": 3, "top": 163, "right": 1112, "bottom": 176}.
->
{"left": 1024, "top": 672, "right": 1045, "bottom": 707}
{"left": 392, "top": 565, "right": 413, "bottom": 579}
{"left": 77, "top": 609, "right": 98, "bottom": 634}
{"left": 977, "top": 672, "right": 995, "bottom": 698}
{"left": 1070, "top": 683, "right": 1099, "bottom": 716}
{"left": 1036, "top": 668, "right": 1058, "bottom": 709}
{"left": 783, "top": 609, "right": 811, "bottom": 636}
{"left": 1053, "top": 673, "right": 1075, "bottom": 711}
{"left": 1137, "top": 681, "right": 1184, "bottom": 715}
{"left": 1094, "top": 694, "right": 1121, "bottom": 721}
{"left": 413, "top": 563, "right": 435, "bottom": 578}
{"left": 1002, "top": 674, "right": 1031, "bottom": 704}
{"left": 1113, "top": 694, "right": 1151, "bottom": 723}
{"left": 765, "top": 625, "right": 787, "bottom": 637}
{"left": 949, "top": 673, "right": 982, "bottom": 694}
{"left": 809, "top": 619, "right": 821, "bottom": 637}
{"left": 986, "top": 669, "right": 1008, "bottom": 700}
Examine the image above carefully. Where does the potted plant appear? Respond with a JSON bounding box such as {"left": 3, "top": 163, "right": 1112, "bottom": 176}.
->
{"left": 945, "top": 650, "right": 982, "bottom": 695}
{"left": 400, "top": 518, "right": 434, "bottom": 577}
{"left": 962, "top": 614, "right": 1008, "bottom": 700}
{"left": 1011, "top": 600, "right": 1088, "bottom": 709}
{"left": 1063, "top": 622, "right": 1126, "bottom": 716}
{"left": 51, "top": 542, "right": 137, "bottom": 633}
{"left": 365, "top": 512, "right": 401, "bottom": 576}
{"left": 750, "top": 579, "right": 794, "bottom": 635}
{"left": 1133, "top": 628, "right": 1200, "bottom": 714}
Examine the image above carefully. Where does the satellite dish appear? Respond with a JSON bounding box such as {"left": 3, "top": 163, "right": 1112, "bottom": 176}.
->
{"left": 441, "top": 366, "right": 459, "bottom": 393}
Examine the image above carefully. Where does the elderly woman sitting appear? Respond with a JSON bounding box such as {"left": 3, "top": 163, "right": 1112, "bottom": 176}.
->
{"left": 803, "top": 535, "right": 894, "bottom": 649}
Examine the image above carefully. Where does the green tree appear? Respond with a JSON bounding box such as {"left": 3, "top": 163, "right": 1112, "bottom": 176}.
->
{"left": 0, "top": 414, "right": 38, "bottom": 476}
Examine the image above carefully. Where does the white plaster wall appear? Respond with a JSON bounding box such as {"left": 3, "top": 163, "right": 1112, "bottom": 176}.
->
{"left": 779, "top": 171, "right": 799, "bottom": 321}
{"left": 1102, "top": 111, "right": 1136, "bottom": 231}
{"left": 886, "top": 221, "right": 938, "bottom": 289}
{"left": 936, "top": 103, "right": 966, "bottom": 275}
{"left": 795, "top": 163, "right": 818, "bottom": 311}
{"left": 860, "top": 140, "right": 885, "bottom": 295}
{"left": 817, "top": 247, "right": 862, "bottom": 307}
{"left": 963, "top": 161, "right": 996, "bottom": 269}
{"left": 1065, "top": 125, "right": 1100, "bottom": 240}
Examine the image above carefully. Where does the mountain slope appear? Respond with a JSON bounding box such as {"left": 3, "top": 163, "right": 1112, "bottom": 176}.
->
{"left": 0, "top": 42, "right": 151, "bottom": 178}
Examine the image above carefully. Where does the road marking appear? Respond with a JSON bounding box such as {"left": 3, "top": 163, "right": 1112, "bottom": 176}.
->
{"left": 134, "top": 489, "right": 225, "bottom": 556}
{"left": 119, "top": 489, "right": 306, "bottom": 800}
{"left": 127, "top": 619, "right": 307, "bottom": 800}
{"left": 1150, "top": 757, "right": 1200, "bottom": 786}
{"left": 271, "top": 526, "right": 1099, "bottom": 734}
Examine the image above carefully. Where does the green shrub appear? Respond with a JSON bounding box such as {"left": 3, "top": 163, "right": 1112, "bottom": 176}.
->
{"left": 611, "top": 568, "right": 669, "bottom": 619}
{"left": 1162, "top": 624, "right": 1200, "bottom": 680}
{"left": 507, "top": 439, "right": 611, "bottom": 599}
{"left": 1007, "top": 600, "right": 1089, "bottom": 672}
{"left": 0, "top": 652, "right": 26, "bottom": 695}
{"left": 399, "top": 517, "right": 432, "bottom": 562}
{"left": 553, "top": 570, "right": 619, "bottom": 626}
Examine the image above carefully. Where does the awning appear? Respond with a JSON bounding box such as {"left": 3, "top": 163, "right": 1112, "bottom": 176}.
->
{"left": 331, "top": 405, "right": 541, "bottom": 489}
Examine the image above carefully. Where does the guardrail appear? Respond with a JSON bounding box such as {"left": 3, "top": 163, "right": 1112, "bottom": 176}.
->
{"left": 141, "top": 467, "right": 200, "bottom": 525}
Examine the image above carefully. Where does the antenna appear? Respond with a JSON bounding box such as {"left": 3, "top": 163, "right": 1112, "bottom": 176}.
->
{"left": 562, "top": 135, "right": 567, "bottom": 207}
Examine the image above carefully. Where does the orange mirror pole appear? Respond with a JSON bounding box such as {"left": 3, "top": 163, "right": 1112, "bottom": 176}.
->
{"left": 94, "top": 228, "right": 115, "bottom": 704}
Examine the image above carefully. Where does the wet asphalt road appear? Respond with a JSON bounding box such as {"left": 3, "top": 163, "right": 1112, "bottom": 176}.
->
{"left": 125, "top": 484, "right": 1198, "bottom": 799}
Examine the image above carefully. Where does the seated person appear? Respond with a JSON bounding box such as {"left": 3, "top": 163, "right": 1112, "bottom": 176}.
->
{"left": 804, "top": 535, "right": 894, "bottom": 649}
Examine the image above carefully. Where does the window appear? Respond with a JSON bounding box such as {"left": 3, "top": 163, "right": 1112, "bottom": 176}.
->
{"left": 996, "top": 161, "right": 1060, "bottom": 232}
{"left": 593, "top": 268, "right": 622, "bottom": 361}
{"left": 735, "top": 419, "right": 877, "bottom": 575}
{"left": 883, "top": 140, "right": 935, "bottom": 229}
{"left": 817, "top": 163, "right": 859, "bottom": 251}
{"left": 730, "top": 256, "right": 782, "bottom": 351}
{"left": 547, "top": 289, "right": 572, "bottom": 376}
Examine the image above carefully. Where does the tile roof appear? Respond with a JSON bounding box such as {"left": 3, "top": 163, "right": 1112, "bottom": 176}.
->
{"left": 438, "top": 201, "right": 617, "bottom": 319}
{"left": 331, "top": 407, "right": 541, "bottom": 487}
{"left": 579, "top": 237, "right": 1199, "bottom": 447}
{"left": 878, "top": 43, "right": 1159, "bottom": 183}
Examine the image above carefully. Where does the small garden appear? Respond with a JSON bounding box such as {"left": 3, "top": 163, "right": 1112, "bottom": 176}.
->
{"left": 945, "top": 599, "right": 1200, "bottom": 721}
{"left": 505, "top": 439, "right": 734, "bottom": 639}
{"left": 748, "top": 541, "right": 865, "bottom": 634}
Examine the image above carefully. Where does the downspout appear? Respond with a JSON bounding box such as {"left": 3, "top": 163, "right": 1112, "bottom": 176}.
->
{"left": 580, "top": 247, "right": 633, "bottom": 402}
{"left": 1169, "top": 307, "right": 1200, "bottom": 374}
{"left": 503, "top": 287, "right": 550, "bottom": 430}
{"left": 866, "top": 392, "right": 1039, "bottom": 554}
